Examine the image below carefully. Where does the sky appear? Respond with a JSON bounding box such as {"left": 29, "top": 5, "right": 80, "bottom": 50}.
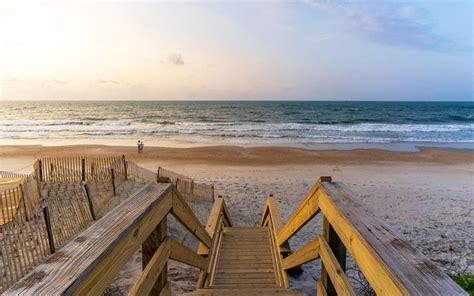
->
{"left": 0, "top": 1, "right": 472, "bottom": 101}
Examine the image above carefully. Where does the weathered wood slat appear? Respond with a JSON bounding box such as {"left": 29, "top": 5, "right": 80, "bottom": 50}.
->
{"left": 171, "top": 189, "right": 211, "bottom": 248}
{"left": 281, "top": 237, "right": 320, "bottom": 270}
{"left": 197, "top": 197, "right": 224, "bottom": 256}
{"left": 129, "top": 238, "right": 170, "bottom": 296}
{"left": 169, "top": 238, "right": 207, "bottom": 269}
{"left": 276, "top": 177, "right": 330, "bottom": 246}
{"left": 4, "top": 183, "right": 173, "bottom": 295}
{"left": 318, "top": 181, "right": 467, "bottom": 295}
{"left": 319, "top": 237, "right": 355, "bottom": 296}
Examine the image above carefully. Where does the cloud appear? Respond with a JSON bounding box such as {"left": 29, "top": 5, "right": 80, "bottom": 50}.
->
{"left": 3, "top": 75, "right": 22, "bottom": 83}
{"left": 42, "top": 78, "right": 68, "bottom": 87}
{"left": 97, "top": 79, "right": 121, "bottom": 84}
{"left": 167, "top": 53, "right": 184, "bottom": 65}
{"left": 304, "top": 1, "right": 461, "bottom": 52}
{"left": 0, "top": 10, "right": 12, "bottom": 18}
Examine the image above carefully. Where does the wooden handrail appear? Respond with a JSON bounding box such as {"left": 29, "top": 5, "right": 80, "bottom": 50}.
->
{"left": 318, "top": 181, "right": 467, "bottom": 295}
{"left": 171, "top": 188, "right": 212, "bottom": 248}
{"left": 195, "top": 195, "right": 233, "bottom": 288}
{"left": 260, "top": 195, "right": 288, "bottom": 287}
{"left": 265, "top": 177, "right": 467, "bottom": 296}
{"left": 4, "top": 181, "right": 220, "bottom": 296}
{"left": 4, "top": 183, "right": 173, "bottom": 295}
{"left": 281, "top": 237, "right": 320, "bottom": 271}
{"left": 276, "top": 176, "right": 331, "bottom": 246}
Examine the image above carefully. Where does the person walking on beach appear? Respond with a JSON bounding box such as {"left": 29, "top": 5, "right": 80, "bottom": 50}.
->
{"left": 137, "top": 140, "right": 141, "bottom": 153}
{"left": 140, "top": 141, "right": 144, "bottom": 153}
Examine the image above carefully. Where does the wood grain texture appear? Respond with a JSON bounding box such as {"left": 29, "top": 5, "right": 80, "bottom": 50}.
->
{"left": 318, "top": 181, "right": 467, "bottom": 296}
{"left": 169, "top": 238, "right": 207, "bottom": 269}
{"left": 318, "top": 237, "right": 355, "bottom": 296}
{"left": 171, "top": 189, "right": 211, "bottom": 248}
{"left": 197, "top": 197, "right": 224, "bottom": 256}
{"left": 276, "top": 177, "right": 330, "bottom": 246}
{"left": 129, "top": 238, "right": 170, "bottom": 296}
{"left": 281, "top": 236, "right": 320, "bottom": 270}
{"left": 3, "top": 183, "right": 172, "bottom": 295}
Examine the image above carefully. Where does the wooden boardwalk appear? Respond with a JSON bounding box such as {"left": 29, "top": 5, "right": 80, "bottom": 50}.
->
{"left": 2, "top": 166, "right": 468, "bottom": 295}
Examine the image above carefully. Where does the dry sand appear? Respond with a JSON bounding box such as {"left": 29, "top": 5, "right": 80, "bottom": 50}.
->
{"left": 0, "top": 145, "right": 472, "bottom": 294}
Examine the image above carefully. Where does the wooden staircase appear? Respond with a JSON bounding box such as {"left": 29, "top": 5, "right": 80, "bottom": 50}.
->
{"left": 185, "top": 226, "right": 304, "bottom": 295}
{"left": 5, "top": 176, "right": 468, "bottom": 296}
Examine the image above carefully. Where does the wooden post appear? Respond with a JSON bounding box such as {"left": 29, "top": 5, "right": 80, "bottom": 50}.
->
{"left": 122, "top": 155, "right": 128, "bottom": 180}
{"left": 38, "top": 160, "right": 43, "bottom": 182}
{"left": 84, "top": 184, "right": 96, "bottom": 220}
{"left": 111, "top": 168, "right": 116, "bottom": 196}
{"left": 157, "top": 167, "right": 161, "bottom": 183}
{"left": 43, "top": 206, "right": 55, "bottom": 254}
{"left": 321, "top": 217, "right": 347, "bottom": 296}
{"left": 81, "top": 158, "right": 86, "bottom": 181}
{"left": 142, "top": 218, "right": 167, "bottom": 295}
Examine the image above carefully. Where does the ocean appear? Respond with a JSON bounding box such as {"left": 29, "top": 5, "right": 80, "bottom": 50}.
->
{"left": 1, "top": 101, "right": 473, "bottom": 149}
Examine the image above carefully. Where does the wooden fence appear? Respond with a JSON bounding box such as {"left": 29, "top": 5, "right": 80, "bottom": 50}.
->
{"left": 36, "top": 156, "right": 126, "bottom": 183}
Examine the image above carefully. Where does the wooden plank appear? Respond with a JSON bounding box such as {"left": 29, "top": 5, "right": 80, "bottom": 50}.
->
{"left": 211, "top": 284, "right": 280, "bottom": 289}
{"left": 215, "top": 272, "right": 276, "bottom": 279}
{"left": 317, "top": 280, "right": 328, "bottom": 296}
{"left": 129, "top": 238, "right": 170, "bottom": 296}
{"left": 142, "top": 218, "right": 168, "bottom": 295}
{"left": 319, "top": 237, "right": 355, "bottom": 296}
{"left": 318, "top": 181, "right": 467, "bottom": 295}
{"left": 197, "top": 197, "right": 224, "bottom": 256}
{"left": 277, "top": 177, "right": 330, "bottom": 246}
{"left": 214, "top": 268, "right": 275, "bottom": 273}
{"left": 214, "top": 278, "right": 277, "bottom": 284}
{"left": 184, "top": 288, "right": 305, "bottom": 296}
{"left": 281, "top": 237, "right": 320, "bottom": 270}
{"left": 159, "top": 281, "right": 171, "bottom": 296}
{"left": 218, "top": 255, "right": 272, "bottom": 260}
{"left": 171, "top": 189, "right": 211, "bottom": 248}
{"left": 4, "top": 183, "right": 173, "bottom": 295}
{"left": 170, "top": 238, "right": 207, "bottom": 269}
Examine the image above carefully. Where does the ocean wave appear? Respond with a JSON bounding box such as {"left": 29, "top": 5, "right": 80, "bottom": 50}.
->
{"left": 0, "top": 120, "right": 131, "bottom": 127}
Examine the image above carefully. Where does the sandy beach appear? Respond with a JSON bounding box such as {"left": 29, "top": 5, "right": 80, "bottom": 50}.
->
{"left": 0, "top": 145, "right": 473, "bottom": 294}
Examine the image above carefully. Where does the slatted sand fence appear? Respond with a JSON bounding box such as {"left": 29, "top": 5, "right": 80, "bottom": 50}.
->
{"left": 126, "top": 161, "right": 215, "bottom": 201}
{"left": 0, "top": 183, "right": 51, "bottom": 292}
{"left": 158, "top": 166, "right": 215, "bottom": 201}
{"left": 37, "top": 155, "right": 126, "bottom": 183}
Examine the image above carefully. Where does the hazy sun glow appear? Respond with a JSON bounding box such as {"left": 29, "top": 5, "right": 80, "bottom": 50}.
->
{"left": 1, "top": 1, "right": 472, "bottom": 101}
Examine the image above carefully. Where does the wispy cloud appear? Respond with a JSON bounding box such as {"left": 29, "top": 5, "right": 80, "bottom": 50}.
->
{"left": 167, "top": 53, "right": 184, "bottom": 65}
{"left": 0, "top": 10, "right": 12, "bottom": 18}
{"left": 305, "top": 1, "right": 462, "bottom": 52}
{"left": 97, "top": 79, "right": 121, "bottom": 84}
{"left": 42, "top": 78, "right": 68, "bottom": 87}
{"left": 3, "top": 75, "right": 22, "bottom": 83}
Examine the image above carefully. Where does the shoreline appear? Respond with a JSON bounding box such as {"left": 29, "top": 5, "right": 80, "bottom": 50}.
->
{"left": 0, "top": 144, "right": 473, "bottom": 171}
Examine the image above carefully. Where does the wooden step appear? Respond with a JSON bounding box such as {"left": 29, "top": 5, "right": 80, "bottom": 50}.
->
{"left": 182, "top": 288, "right": 306, "bottom": 296}
{"left": 211, "top": 227, "right": 279, "bottom": 288}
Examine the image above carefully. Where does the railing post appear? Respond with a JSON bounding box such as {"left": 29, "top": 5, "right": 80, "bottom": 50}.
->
{"left": 142, "top": 218, "right": 168, "bottom": 295}
{"left": 122, "top": 155, "right": 128, "bottom": 180}
{"left": 43, "top": 206, "right": 55, "bottom": 254}
{"left": 321, "top": 217, "right": 347, "bottom": 296}
{"left": 81, "top": 158, "right": 86, "bottom": 181}
{"left": 111, "top": 168, "right": 116, "bottom": 195}
{"left": 84, "top": 184, "right": 96, "bottom": 220}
